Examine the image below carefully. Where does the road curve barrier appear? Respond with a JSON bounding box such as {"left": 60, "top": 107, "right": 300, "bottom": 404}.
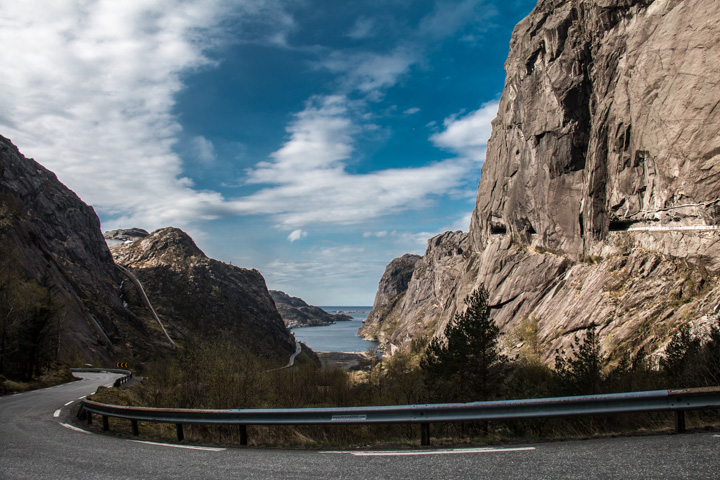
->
{"left": 76, "top": 386, "right": 720, "bottom": 446}
{"left": 71, "top": 367, "right": 133, "bottom": 388}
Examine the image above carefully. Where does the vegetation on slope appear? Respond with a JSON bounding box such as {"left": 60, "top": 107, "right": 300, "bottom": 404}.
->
{"left": 86, "top": 288, "right": 720, "bottom": 447}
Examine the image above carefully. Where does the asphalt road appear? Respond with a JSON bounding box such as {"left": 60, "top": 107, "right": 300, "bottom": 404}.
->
{"left": 1, "top": 373, "right": 719, "bottom": 479}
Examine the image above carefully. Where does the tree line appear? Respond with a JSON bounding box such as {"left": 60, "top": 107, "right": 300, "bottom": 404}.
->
{"left": 420, "top": 287, "right": 720, "bottom": 403}
{"left": 0, "top": 243, "right": 61, "bottom": 384}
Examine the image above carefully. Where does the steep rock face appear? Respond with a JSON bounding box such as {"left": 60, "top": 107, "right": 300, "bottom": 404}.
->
{"left": 270, "top": 290, "right": 352, "bottom": 327}
{"left": 471, "top": 0, "right": 720, "bottom": 259}
{"left": 360, "top": 253, "right": 422, "bottom": 346}
{"left": 111, "top": 228, "right": 296, "bottom": 360}
{"left": 368, "top": 0, "right": 720, "bottom": 362}
{"left": 362, "top": 233, "right": 471, "bottom": 354}
{"left": 0, "top": 135, "right": 161, "bottom": 368}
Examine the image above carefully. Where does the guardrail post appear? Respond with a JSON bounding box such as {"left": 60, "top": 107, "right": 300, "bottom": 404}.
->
{"left": 176, "top": 424, "right": 184, "bottom": 442}
{"left": 674, "top": 410, "right": 686, "bottom": 433}
{"left": 421, "top": 423, "right": 430, "bottom": 446}
{"left": 131, "top": 419, "right": 139, "bottom": 436}
{"left": 102, "top": 415, "right": 109, "bottom": 432}
{"left": 239, "top": 425, "right": 248, "bottom": 446}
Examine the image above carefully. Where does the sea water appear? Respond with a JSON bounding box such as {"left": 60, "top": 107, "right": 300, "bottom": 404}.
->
{"left": 290, "top": 306, "right": 379, "bottom": 353}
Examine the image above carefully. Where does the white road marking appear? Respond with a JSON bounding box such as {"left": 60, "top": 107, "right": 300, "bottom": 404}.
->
{"left": 60, "top": 423, "right": 91, "bottom": 434}
{"left": 627, "top": 225, "right": 719, "bottom": 232}
{"left": 322, "top": 446, "right": 536, "bottom": 456}
{"left": 64, "top": 401, "right": 73, "bottom": 406}
{"left": 129, "top": 440, "right": 225, "bottom": 452}
{"left": 53, "top": 409, "right": 61, "bottom": 418}
{"left": 77, "top": 396, "right": 86, "bottom": 400}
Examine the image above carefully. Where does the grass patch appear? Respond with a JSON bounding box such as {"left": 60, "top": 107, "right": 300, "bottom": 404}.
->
{"left": 0, "top": 365, "right": 77, "bottom": 395}
{"left": 1, "top": 378, "right": 31, "bottom": 394}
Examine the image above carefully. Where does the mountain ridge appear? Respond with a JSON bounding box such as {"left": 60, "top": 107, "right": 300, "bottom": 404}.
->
{"left": 109, "top": 227, "right": 296, "bottom": 361}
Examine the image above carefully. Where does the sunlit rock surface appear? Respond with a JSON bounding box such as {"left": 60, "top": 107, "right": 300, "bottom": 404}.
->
{"left": 368, "top": 0, "right": 720, "bottom": 362}
{"left": 110, "top": 227, "right": 296, "bottom": 361}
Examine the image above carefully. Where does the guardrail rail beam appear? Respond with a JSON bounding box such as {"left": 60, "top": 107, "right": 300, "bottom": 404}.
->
{"left": 79, "top": 386, "right": 720, "bottom": 447}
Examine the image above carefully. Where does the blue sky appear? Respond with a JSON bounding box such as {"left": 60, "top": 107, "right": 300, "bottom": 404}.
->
{"left": 0, "top": 0, "right": 535, "bottom": 305}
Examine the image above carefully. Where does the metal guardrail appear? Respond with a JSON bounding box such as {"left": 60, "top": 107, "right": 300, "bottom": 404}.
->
{"left": 71, "top": 368, "right": 133, "bottom": 387}
{"left": 78, "top": 387, "right": 720, "bottom": 446}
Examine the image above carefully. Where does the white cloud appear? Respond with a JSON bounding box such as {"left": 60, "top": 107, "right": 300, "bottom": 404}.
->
{"left": 247, "top": 95, "right": 356, "bottom": 184}
{"left": 0, "top": 0, "right": 291, "bottom": 231}
{"left": 320, "top": 47, "right": 417, "bottom": 95}
{"left": 418, "top": 0, "right": 497, "bottom": 41}
{"left": 431, "top": 100, "right": 499, "bottom": 160}
{"left": 315, "top": 0, "right": 500, "bottom": 101}
{"left": 0, "top": 0, "right": 495, "bottom": 238}
{"left": 287, "top": 229, "right": 307, "bottom": 242}
{"left": 347, "top": 17, "right": 376, "bottom": 40}
{"left": 448, "top": 211, "right": 473, "bottom": 232}
{"left": 404, "top": 107, "right": 421, "bottom": 115}
{"left": 390, "top": 230, "right": 440, "bottom": 251}
{"left": 190, "top": 136, "right": 217, "bottom": 165}
{"left": 227, "top": 94, "right": 472, "bottom": 229}
{"left": 263, "top": 244, "right": 381, "bottom": 304}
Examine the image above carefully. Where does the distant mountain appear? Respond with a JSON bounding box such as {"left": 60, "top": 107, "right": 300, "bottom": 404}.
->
{"left": 270, "top": 290, "right": 352, "bottom": 328}
{"left": 109, "top": 228, "right": 296, "bottom": 361}
{"left": 103, "top": 228, "right": 149, "bottom": 247}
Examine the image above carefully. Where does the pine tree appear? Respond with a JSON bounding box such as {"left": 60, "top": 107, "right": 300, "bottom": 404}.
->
{"left": 702, "top": 320, "right": 720, "bottom": 386}
{"left": 659, "top": 324, "right": 702, "bottom": 388}
{"left": 554, "top": 324, "right": 605, "bottom": 395}
{"left": 420, "top": 288, "right": 507, "bottom": 402}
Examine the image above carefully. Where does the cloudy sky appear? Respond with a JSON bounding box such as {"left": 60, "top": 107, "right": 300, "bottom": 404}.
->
{"left": 0, "top": 0, "right": 535, "bottom": 305}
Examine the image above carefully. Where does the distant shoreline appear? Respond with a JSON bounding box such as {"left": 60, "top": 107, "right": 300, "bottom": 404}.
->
{"left": 320, "top": 307, "right": 372, "bottom": 316}
{"left": 316, "top": 351, "right": 374, "bottom": 371}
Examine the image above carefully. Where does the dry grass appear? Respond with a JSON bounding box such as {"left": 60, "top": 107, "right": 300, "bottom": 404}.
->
{"left": 1, "top": 365, "right": 77, "bottom": 395}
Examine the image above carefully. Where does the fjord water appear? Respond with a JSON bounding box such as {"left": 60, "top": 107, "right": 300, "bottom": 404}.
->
{"left": 290, "top": 307, "right": 378, "bottom": 353}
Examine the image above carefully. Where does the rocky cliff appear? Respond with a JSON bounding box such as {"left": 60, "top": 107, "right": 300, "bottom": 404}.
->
{"left": 110, "top": 227, "right": 296, "bottom": 361}
{"left": 0, "top": 134, "right": 296, "bottom": 376}
{"left": 270, "top": 290, "right": 352, "bottom": 328}
{"left": 0, "top": 135, "right": 162, "bottom": 371}
{"left": 366, "top": 0, "right": 720, "bottom": 363}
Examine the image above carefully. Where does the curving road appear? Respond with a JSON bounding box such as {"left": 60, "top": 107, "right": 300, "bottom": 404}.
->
{"left": 1, "top": 372, "right": 720, "bottom": 479}
{"left": 284, "top": 340, "right": 303, "bottom": 369}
